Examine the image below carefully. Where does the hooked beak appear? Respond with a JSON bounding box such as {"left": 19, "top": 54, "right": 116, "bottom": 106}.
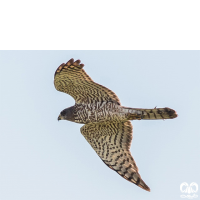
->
{"left": 58, "top": 115, "right": 61, "bottom": 121}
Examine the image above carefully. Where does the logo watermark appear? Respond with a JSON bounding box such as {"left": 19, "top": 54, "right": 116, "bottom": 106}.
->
{"left": 180, "top": 182, "right": 198, "bottom": 199}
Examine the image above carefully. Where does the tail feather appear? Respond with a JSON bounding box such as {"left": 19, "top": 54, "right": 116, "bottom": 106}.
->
{"left": 128, "top": 107, "right": 177, "bottom": 120}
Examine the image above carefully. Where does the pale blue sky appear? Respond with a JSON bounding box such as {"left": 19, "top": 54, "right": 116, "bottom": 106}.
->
{"left": 0, "top": 51, "right": 199, "bottom": 200}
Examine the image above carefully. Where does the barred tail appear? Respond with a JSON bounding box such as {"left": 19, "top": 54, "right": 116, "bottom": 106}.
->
{"left": 127, "top": 107, "right": 178, "bottom": 120}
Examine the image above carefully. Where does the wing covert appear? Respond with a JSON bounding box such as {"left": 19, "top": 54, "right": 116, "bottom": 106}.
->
{"left": 54, "top": 58, "right": 121, "bottom": 105}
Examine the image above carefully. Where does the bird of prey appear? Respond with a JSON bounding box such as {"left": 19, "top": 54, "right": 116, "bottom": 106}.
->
{"left": 54, "top": 58, "right": 177, "bottom": 192}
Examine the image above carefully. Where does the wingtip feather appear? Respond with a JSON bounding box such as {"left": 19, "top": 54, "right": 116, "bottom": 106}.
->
{"left": 138, "top": 179, "right": 151, "bottom": 192}
{"left": 66, "top": 58, "right": 74, "bottom": 66}
{"left": 54, "top": 58, "right": 85, "bottom": 77}
{"left": 73, "top": 60, "right": 81, "bottom": 67}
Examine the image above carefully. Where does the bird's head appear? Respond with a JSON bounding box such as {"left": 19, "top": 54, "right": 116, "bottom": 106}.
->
{"left": 58, "top": 106, "right": 75, "bottom": 122}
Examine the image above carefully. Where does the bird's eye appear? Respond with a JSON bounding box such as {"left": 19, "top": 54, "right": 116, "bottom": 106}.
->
{"left": 61, "top": 110, "right": 66, "bottom": 115}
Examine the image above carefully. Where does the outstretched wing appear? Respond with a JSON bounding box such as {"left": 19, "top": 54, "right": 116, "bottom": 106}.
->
{"left": 80, "top": 121, "right": 150, "bottom": 191}
{"left": 54, "top": 58, "right": 121, "bottom": 105}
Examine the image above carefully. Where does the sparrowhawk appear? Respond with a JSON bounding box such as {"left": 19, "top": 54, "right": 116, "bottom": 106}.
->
{"left": 54, "top": 58, "right": 177, "bottom": 192}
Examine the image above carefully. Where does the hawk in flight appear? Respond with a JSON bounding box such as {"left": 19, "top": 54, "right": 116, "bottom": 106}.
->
{"left": 54, "top": 58, "right": 177, "bottom": 192}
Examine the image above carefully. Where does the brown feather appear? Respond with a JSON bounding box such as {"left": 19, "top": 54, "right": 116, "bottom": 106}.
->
{"left": 81, "top": 121, "right": 150, "bottom": 192}
{"left": 54, "top": 58, "right": 121, "bottom": 105}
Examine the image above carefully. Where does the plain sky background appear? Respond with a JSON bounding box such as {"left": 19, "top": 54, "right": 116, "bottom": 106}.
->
{"left": 0, "top": 51, "right": 199, "bottom": 200}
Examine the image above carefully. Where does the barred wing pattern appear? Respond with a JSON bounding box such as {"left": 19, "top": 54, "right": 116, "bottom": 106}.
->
{"left": 54, "top": 59, "right": 121, "bottom": 105}
{"left": 80, "top": 121, "right": 150, "bottom": 191}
